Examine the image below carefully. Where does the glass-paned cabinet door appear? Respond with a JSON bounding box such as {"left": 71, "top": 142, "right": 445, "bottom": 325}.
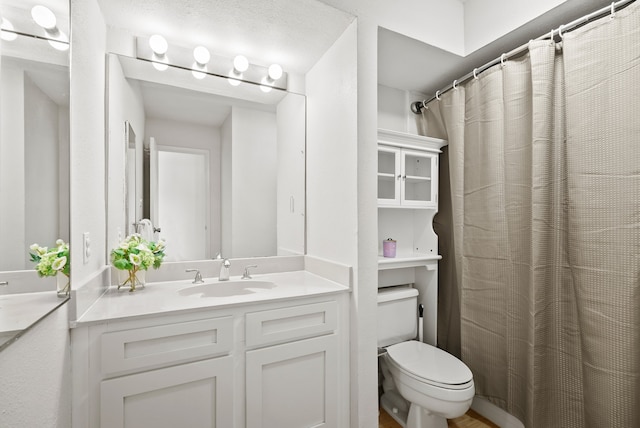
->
{"left": 400, "top": 149, "right": 437, "bottom": 207}
{"left": 378, "top": 146, "right": 401, "bottom": 205}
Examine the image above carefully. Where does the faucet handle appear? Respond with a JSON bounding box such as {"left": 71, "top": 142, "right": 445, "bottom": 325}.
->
{"left": 242, "top": 265, "right": 258, "bottom": 280}
{"left": 185, "top": 269, "right": 204, "bottom": 284}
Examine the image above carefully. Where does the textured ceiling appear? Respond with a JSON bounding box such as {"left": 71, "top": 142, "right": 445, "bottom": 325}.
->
{"left": 97, "top": 0, "right": 354, "bottom": 74}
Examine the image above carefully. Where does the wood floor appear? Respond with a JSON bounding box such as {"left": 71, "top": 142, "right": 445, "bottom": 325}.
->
{"left": 379, "top": 408, "right": 499, "bottom": 428}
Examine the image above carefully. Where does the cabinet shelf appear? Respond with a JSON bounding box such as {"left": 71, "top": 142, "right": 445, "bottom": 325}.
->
{"left": 377, "top": 173, "right": 397, "bottom": 181}
{"left": 405, "top": 175, "right": 431, "bottom": 183}
{"left": 378, "top": 253, "right": 442, "bottom": 270}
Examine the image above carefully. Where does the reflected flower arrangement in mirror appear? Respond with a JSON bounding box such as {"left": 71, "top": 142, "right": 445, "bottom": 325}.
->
{"left": 29, "top": 239, "right": 70, "bottom": 297}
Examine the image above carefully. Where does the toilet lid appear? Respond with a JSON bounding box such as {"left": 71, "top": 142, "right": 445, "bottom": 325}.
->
{"left": 386, "top": 341, "right": 473, "bottom": 386}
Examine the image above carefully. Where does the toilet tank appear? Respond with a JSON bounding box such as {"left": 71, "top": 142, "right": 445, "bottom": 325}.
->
{"left": 377, "top": 286, "right": 419, "bottom": 347}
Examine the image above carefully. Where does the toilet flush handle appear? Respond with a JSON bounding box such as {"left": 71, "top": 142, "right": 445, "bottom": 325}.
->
{"left": 418, "top": 304, "right": 424, "bottom": 342}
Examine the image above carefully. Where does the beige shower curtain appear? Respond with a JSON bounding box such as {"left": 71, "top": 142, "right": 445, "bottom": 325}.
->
{"left": 425, "top": 3, "right": 640, "bottom": 427}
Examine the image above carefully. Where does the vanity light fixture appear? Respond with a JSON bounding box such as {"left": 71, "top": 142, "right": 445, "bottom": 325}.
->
{"left": 228, "top": 55, "right": 249, "bottom": 86}
{"left": 29, "top": 5, "right": 69, "bottom": 51}
{"left": 149, "top": 34, "right": 169, "bottom": 71}
{"left": 149, "top": 34, "right": 168, "bottom": 55}
{"left": 191, "top": 46, "right": 210, "bottom": 79}
{"left": 0, "top": 17, "right": 18, "bottom": 41}
{"left": 233, "top": 55, "right": 249, "bottom": 73}
{"left": 260, "top": 64, "right": 283, "bottom": 92}
{"left": 268, "top": 64, "right": 283, "bottom": 81}
{"left": 31, "top": 5, "right": 57, "bottom": 31}
{"left": 193, "top": 46, "right": 210, "bottom": 65}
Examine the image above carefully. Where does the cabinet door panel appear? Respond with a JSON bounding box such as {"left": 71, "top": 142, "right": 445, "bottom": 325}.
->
{"left": 400, "top": 149, "right": 437, "bottom": 207}
{"left": 101, "top": 357, "right": 233, "bottom": 428}
{"left": 377, "top": 146, "right": 401, "bottom": 205}
{"left": 246, "top": 335, "right": 337, "bottom": 428}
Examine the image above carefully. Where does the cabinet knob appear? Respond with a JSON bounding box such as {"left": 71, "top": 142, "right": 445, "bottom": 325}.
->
{"left": 397, "top": 174, "right": 402, "bottom": 180}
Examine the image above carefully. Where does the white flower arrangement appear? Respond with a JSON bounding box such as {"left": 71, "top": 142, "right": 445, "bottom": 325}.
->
{"left": 111, "top": 234, "right": 166, "bottom": 271}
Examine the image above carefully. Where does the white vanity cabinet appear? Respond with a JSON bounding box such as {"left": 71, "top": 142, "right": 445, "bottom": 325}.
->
{"left": 72, "top": 292, "right": 349, "bottom": 428}
{"left": 245, "top": 301, "right": 339, "bottom": 428}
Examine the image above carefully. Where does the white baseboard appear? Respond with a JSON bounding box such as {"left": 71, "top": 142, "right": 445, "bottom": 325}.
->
{"left": 471, "top": 396, "right": 524, "bottom": 428}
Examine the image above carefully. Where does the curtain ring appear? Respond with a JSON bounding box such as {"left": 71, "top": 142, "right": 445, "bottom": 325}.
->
{"left": 435, "top": 90, "right": 441, "bottom": 101}
{"left": 422, "top": 100, "right": 428, "bottom": 111}
{"left": 452, "top": 79, "right": 458, "bottom": 90}
{"left": 558, "top": 24, "right": 564, "bottom": 40}
{"left": 610, "top": 2, "right": 616, "bottom": 19}
{"left": 473, "top": 68, "right": 478, "bottom": 79}
{"left": 500, "top": 53, "right": 507, "bottom": 67}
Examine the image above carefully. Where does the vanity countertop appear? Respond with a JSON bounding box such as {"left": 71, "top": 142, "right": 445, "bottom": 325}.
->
{"left": 73, "top": 270, "right": 349, "bottom": 327}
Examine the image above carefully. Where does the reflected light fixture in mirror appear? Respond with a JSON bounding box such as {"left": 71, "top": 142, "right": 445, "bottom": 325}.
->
{"left": 229, "top": 54, "right": 248, "bottom": 86}
{"left": 0, "top": 17, "right": 18, "bottom": 41}
{"left": 31, "top": 5, "right": 56, "bottom": 30}
{"left": 149, "top": 34, "right": 169, "bottom": 71}
{"left": 192, "top": 45, "right": 210, "bottom": 80}
{"left": 29, "top": 4, "right": 68, "bottom": 51}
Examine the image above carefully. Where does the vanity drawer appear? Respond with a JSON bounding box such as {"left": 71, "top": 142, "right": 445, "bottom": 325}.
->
{"left": 101, "top": 316, "right": 233, "bottom": 377}
{"left": 245, "top": 301, "right": 337, "bottom": 348}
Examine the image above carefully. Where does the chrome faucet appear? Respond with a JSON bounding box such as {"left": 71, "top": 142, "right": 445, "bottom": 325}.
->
{"left": 185, "top": 269, "right": 204, "bottom": 284}
{"left": 219, "top": 259, "right": 231, "bottom": 281}
{"left": 242, "top": 265, "right": 258, "bottom": 280}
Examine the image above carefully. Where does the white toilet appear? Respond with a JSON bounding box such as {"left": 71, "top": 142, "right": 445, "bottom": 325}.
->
{"left": 378, "top": 286, "right": 474, "bottom": 428}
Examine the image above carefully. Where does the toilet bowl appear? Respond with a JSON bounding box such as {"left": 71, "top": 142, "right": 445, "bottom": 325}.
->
{"left": 383, "top": 340, "right": 474, "bottom": 428}
{"left": 377, "top": 287, "right": 474, "bottom": 428}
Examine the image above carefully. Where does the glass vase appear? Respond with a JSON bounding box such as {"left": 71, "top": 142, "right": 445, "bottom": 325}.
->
{"left": 117, "top": 268, "right": 146, "bottom": 292}
{"left": 56, "top": 273, "right": 70, "bottom": 298}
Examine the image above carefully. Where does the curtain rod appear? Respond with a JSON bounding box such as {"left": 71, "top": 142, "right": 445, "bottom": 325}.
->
{"left": 411, "top": 0, "right": 636, "bottom": 114}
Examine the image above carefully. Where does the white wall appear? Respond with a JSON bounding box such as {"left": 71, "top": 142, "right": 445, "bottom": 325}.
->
{"left": 221, "top": 115, "right": 232, "bottom": 258}
{"left": 378, "top": 84, "right": 430, "bottom": 135}
{"left": 276, "top": 93, "right": 306, "bottom": 255}
{"left": 307, "top": 20, "right": 380, "bottom": 427}
{"left": 106, "top": 56, "right": 145, "bottom": 250}
{"left": 230, "top": 107, "right": 277, "bottom": 258}
{"left": 25, "top": 75, "right": 60, "bottom": 259}
{"left": 69, "top": 0, "right": 108, "bottom": 317}
{"left": 320, "top": 0, "right": 466, "bottom": 55}
{"left": 0, "top": 65, "right": 26, "bottom": 270}
{"left": 463, "top": 0, "right": 568, "bottom": 54}
{"left": 0, "top": 302, "right": 72, "bottom": 427}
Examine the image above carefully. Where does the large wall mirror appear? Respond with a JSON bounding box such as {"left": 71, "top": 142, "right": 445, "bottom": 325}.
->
{"left": 107, "top": 53, "right": 305, "bottom": 263}
{"left": 0, "top": 0, "right": 70, "bottom": 349}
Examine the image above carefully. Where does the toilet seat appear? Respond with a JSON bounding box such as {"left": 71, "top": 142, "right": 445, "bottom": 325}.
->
{"left": 386, "top": 341, "right": 473, "bottom": 390}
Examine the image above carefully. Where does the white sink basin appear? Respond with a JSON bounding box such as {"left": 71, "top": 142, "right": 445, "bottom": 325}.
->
{"left": 178, "top": 279, "right": 276, "bottom": 298}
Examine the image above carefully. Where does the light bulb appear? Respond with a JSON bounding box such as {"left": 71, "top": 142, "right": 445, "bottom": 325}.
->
{"left": 228, "top": 71, "right": 241, "bottom": 86}
{"left": 31, "top": 5, "right": 57, "bottom": 31}
{"left": 233, "top": 55, "right": 249, "bottom": 73}
{"left": 268, "top": 64, "right": 283, "bottom": 80}
{"left": 0, "top": 18, "right": 18, "bottom": 41}
{"left": 193, "top": 46, "right": 210, "bottom": 65}
{"left": 192, "top": 62, "right": 207, "bottom": 80}
{"left": 48, "top": 30, "right": 69, "bottom": 51}
{"left": 260, "top": 77, "right": 273, "bottom": 93}
{"left": 152, "top": 53, "right": 169, "bottom": 71}
{"left": 149, "top": 34, "right": 168, "bottom": 55}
